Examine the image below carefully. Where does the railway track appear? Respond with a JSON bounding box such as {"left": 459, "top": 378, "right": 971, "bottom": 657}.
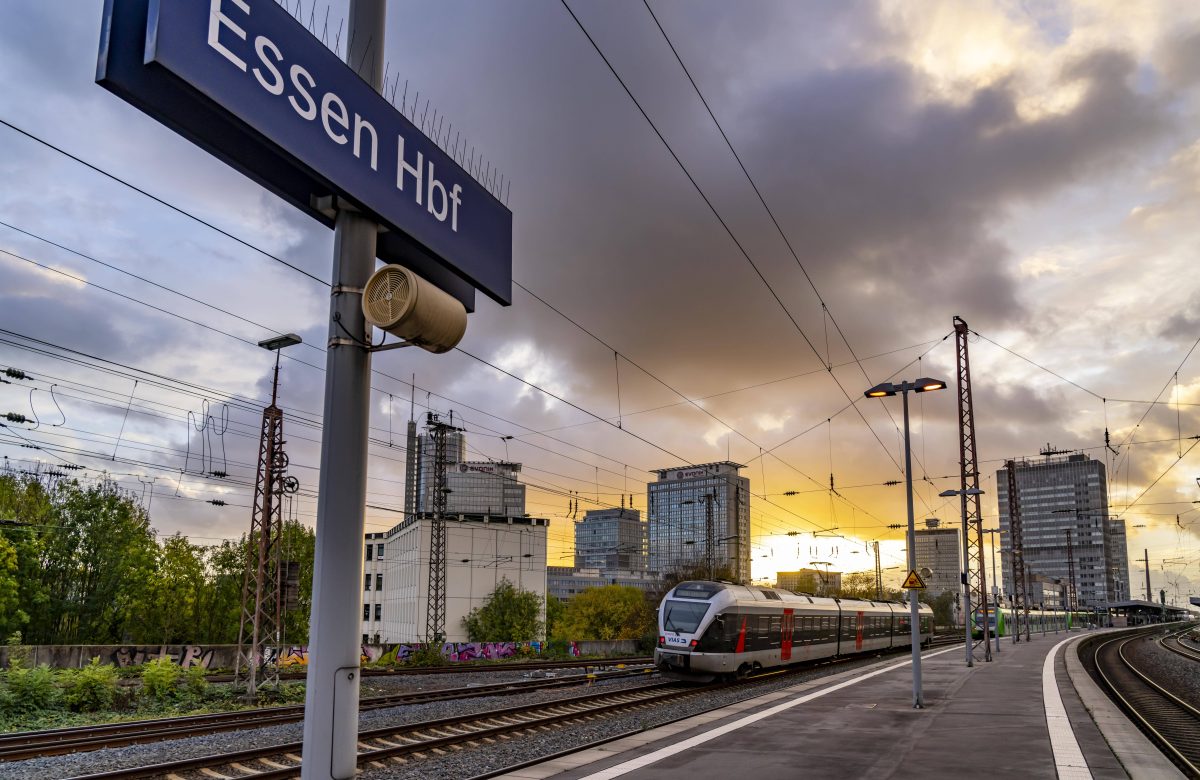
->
{"left": 43, "top": 639, "right": 962, "bottom": 779}
{"left": 1085, "top": 626, "right": 1200, "bottom": 776}
{"left": 0, "top": 666, "right": 656, "bottom": 762}
{"left": 190, "top": 655, "right": 654, "bottom": 683}
{"left": 1159, "top": 626, "right": 1200, "bottom": 664}
{"left": 64, "top": 680, "right": 698, "bottom": 780}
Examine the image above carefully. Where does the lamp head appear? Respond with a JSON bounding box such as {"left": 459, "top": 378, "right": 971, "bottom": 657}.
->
{"left": 914, "top": 377, "right": 947, "bottom": 393}
{"left": 258, "top": 333, "right": 303, "bottom": 351}
{"left": 865, "top": 382, "right": 896, "bottom": 398}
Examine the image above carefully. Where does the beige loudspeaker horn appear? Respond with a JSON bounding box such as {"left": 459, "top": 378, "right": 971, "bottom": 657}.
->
{"left": 362, "top": 264, "right": 467, "bottom": 354}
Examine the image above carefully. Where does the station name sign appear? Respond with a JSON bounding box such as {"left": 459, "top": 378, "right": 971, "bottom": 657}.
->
{"left": 97, "top": 0, "right": 512, "bottom": 309}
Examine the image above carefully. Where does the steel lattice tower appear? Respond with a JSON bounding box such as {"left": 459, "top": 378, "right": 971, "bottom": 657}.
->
{"left": 873, "top": 540, "right": 883, "bottom": 600}
{"left": 424, "top": 413, "right": 457, "bottom": 644}
{"left": 1066, "top": 528, "right": 1077, "bottom": 612}
{"left": 953, "top": 317, "right": 991, "bottom": 661}
{"left": 234, "top": 357, "right": 292, "bottom": 697}
{"left": 1005, "top": 460, "right": 1031, "bottom": 641}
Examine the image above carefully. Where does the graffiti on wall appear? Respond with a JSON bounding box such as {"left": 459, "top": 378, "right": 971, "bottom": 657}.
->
{"left": 360, "top": 641, "right": 548, "bottom": 664}
{"left": 109, "top": 645, "right": 216, "bottom": 669}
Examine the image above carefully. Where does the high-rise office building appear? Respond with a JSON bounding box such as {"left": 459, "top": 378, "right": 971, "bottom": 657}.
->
{"left": 775, "top": 568, "right": 842, "bottom": 596}
{"left": 574, "top": 508, "right": 647, "bottom": 571}
{"left": 996, "top": 453, "right": 1129, "bottom": 607}
{"left": 647, "top": 462, "right": 750, "bottom": 582}
{"left": 913, "top": 525, "right": 961, "bottom": 595}
{"left": 405, "top": 426, "right": 525, "bottom": 517}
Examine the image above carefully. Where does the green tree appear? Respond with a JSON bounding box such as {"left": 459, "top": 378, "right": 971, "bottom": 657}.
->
{"left": 835, "top": 570, "right": 902, "bottom": 602}
{"left": 42, "top": 480, "right": 158, "bottom": 644}
{"left": 194, "top": 538, "right": 244, "bottom": 644}
{"left": 545, "top": 595, "right": 566, "bottom": 640}
{"left": 132, "top": 533, "right": 206, "bottom": 644}
{"left": 0, "top": 475, "right": 54, "bottom": 640}
{"left": 0, "top": 534, "right": 24, "bottom": 638}
{"left": 462, "top": 579, "right": 543, "bottom": 641}
{"left": 919, "top": 590, "right": 957, "bottom": 628}
{"left": 278, "top": 518, "right": 315, "bottom": 644}
{"left": 553, "top": 585, "right": 652, "bottom": 641}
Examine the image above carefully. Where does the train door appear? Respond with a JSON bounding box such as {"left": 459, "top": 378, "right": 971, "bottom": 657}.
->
{"left": 781, "top": 609, "right": 794, "bottom": 661}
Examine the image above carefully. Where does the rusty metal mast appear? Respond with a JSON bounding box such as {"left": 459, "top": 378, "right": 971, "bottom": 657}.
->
{"left": 1005, "top": 460, "right": 1031, "bottom": 641}
{"left": 1066, "top": 528, "right": 1077, "bottom": 612}
{"left": 235, "top": 347, "right": 298, "bottom": 696}
{"left": 873, "top": 540, "right": 883, "bottom": 600}
{"left": 953, "top": 316, "right": 991, "bottom": 661}
{"left": 424, "top": 413, "right": 458, "bottom": 644}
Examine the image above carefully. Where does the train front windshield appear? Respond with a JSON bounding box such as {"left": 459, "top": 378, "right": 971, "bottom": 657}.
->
{"left": 663, "top": 601, "right": 708, "bottom": 634}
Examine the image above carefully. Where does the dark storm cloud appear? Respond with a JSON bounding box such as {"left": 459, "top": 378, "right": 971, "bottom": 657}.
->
{"left": 1160, "top": 28, "right": 1200, "bottom": 90}
{"left": 744, "top": 49, "right": 1168, "bottom": 336}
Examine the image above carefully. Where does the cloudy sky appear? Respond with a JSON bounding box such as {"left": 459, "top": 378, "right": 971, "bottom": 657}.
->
{"left": 0, "top": 0, "right": 1197, "bottom": 598}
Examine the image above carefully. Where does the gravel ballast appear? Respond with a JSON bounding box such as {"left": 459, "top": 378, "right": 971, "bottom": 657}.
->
{"left": 1123, "top": 629, "right": 1200, "bottom": 711}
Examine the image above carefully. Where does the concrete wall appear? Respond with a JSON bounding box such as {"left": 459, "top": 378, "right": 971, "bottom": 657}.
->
{"left": 0, "top": 638, "right": 642, "bottom": 670}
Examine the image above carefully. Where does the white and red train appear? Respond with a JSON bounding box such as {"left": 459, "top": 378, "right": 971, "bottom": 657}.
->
{"left": 655, "top": 580, "right": 934, "bottom": 680}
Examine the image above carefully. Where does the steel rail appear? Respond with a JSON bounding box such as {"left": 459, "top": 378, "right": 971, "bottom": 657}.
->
{"left": 1090, "top": 629, "right": 1200, "bottom": 776}
{"left": 64, "top": 681, "right": 688, "bottom": 780}
{"left": 0, "top": 666, "right": 655, "bottom": 761}
{"left": 1159, "top": 626, "right": 1200, "bottom": 664}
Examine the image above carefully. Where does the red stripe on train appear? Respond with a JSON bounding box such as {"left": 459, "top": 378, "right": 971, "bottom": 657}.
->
{"left": 735, "top": 616, "right": 747, "bottom": 653}
{"left": 781, "top": 608, "right": 793, "bottom": 661}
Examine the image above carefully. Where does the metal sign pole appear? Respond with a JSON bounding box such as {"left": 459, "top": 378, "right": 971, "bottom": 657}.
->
{"left": 300, "top": 2, "right": 385, "bottom": 778}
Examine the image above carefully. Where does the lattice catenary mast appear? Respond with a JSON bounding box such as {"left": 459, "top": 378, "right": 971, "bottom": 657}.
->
{"left": 1005, "top": 460, "right": 1031, "bottom": 641}
{"left": 235, "top": 352, "right": 298, "bottom": 697}
{"left": 953, "top": 316, "right": 991, "bottom": 661}
{"left": 424, "top": 413, "right": 459, "bottom": 644}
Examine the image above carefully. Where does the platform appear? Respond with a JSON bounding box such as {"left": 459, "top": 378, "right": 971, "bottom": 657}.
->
{"left": 499, "top": 630, "right": 1184, "bottom": 780}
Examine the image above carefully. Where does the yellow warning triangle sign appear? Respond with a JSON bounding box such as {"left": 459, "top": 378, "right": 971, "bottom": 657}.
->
{"left": 902, "top": 570, "right": 927, "bottom": 589}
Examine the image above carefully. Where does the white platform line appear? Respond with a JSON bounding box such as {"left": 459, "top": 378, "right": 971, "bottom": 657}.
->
{"left": 576, "top": 646, "right": 958, "bottom": 780}
{"left": 1043, "top": 634, "right": 1093, "bottom": 780}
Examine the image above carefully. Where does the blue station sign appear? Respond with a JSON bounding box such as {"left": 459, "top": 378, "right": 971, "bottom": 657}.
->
{"left": 97, "top": 0, "right": 513, "bottom": 309}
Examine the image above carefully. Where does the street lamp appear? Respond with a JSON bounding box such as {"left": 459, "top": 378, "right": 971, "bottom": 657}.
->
{"left": 865, "top": 377, "right": 946, "bottom": 709}
{"left": 939, "top": 487, "right": 986, "bottom": 666}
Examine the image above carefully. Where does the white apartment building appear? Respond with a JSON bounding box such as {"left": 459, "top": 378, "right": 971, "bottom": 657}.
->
{"left": 364, "top": 513, "right": 548, "bottom": 643}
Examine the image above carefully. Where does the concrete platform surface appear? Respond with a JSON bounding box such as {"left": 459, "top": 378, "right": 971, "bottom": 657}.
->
{"left": 498, "top": 630, "right": 1173, "bottom": 780}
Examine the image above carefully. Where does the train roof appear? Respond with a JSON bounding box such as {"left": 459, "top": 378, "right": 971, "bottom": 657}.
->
{"left": 668, "top": 581, "right": 932, "bottom": 612}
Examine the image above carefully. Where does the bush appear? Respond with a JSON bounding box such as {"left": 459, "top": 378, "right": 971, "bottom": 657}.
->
{"left": 183, "top": 665, "right": 208, "bottom": 698}
{"left": 63, "top": 658, "right": 118, "bottom": 712}
{"left": 404, "top": 644, "right": 446, "bottom": 668}
{"left": 141, "top": 656, "right": 180, "bottom": 700}
{"left": 3, "top": 663, "right": 59, "bottom": 713}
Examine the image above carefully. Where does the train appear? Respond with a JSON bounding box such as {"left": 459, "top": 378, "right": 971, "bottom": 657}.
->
{"left": 655, "top": 580, "right": 934, "bottom": 680}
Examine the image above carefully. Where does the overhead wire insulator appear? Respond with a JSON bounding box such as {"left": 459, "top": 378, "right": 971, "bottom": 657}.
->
{"left": 4, "top": 413, "right": 29, "bottom": 424}
{"left": 208, "top": 499, "right": 227, "bottom": 506}
{"left": 4, "top": 368, "right": 28, "bottom": 380}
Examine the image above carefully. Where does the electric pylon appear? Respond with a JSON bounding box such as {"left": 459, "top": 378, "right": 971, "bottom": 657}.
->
{"left": 1005, "top": 460, "right": 1031, "bottom": 641}
{"left": 954, "top": 316, "right": 991, "bottom": 660}
{"left": 234, "top": 352, "right": 298, "bottom": 697}
{"left": 424, "top": 413, "right": 458, "bottom": 645}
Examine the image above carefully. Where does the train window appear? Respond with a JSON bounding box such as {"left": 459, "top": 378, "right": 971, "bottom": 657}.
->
{"left": 769, "top": 616, "right": 782, "bottom": 647}
{"left": 673, "top": 582, "right": 723, "bottom": 600}
{"left": 664, "top": 601, "right": 709, "bottom": 633}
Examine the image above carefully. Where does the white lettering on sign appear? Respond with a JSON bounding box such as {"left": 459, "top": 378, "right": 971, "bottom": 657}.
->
{"left": 207, "top": 0, "right": 249, "bottom": 72}
{"left": 205, "top": 0, "right": 460, "bottom": 230}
